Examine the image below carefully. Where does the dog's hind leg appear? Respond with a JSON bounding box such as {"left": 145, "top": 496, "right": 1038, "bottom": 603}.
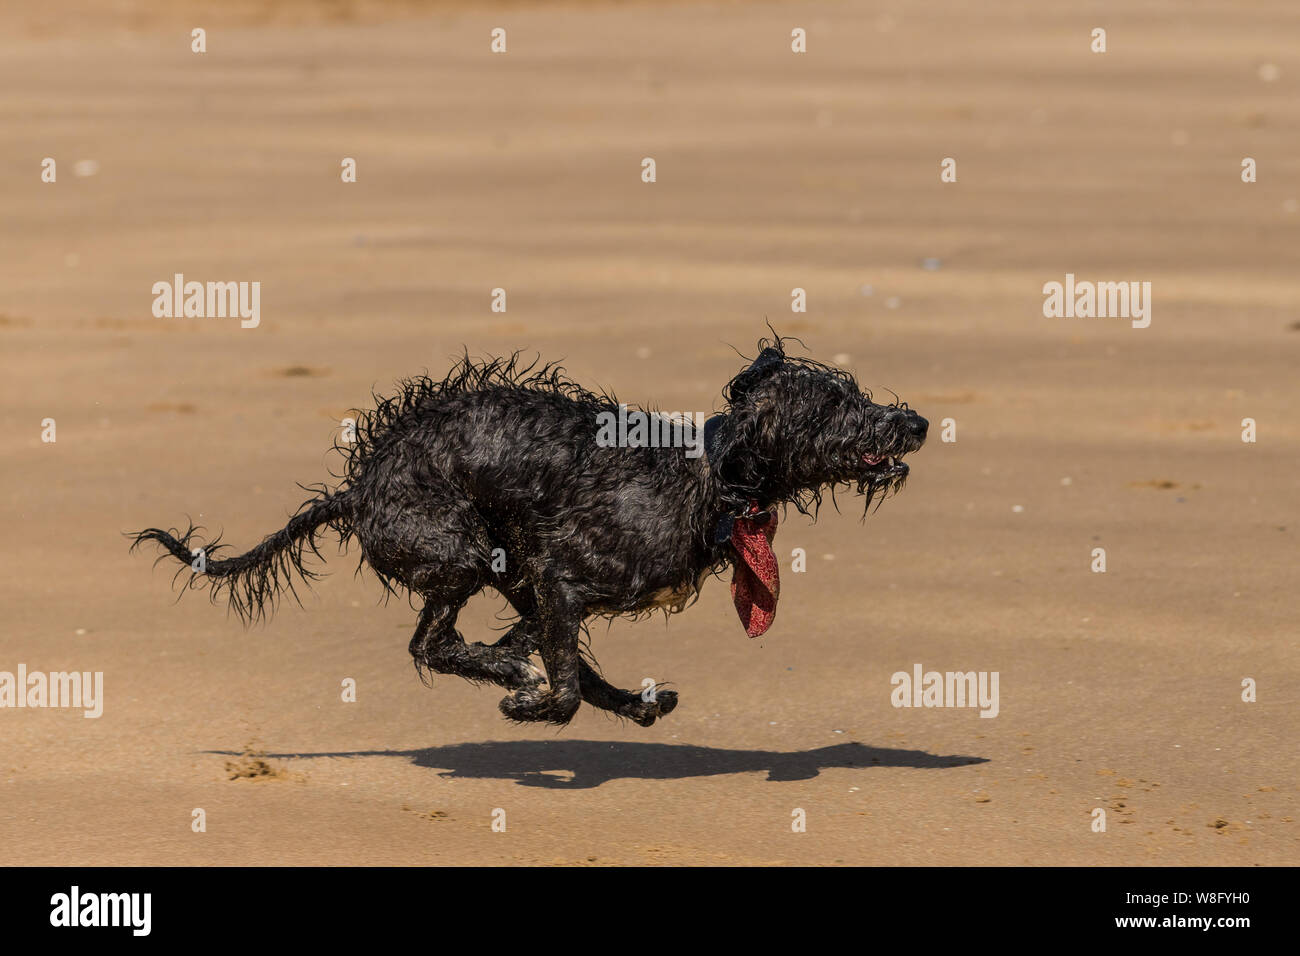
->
{"left": 410, "top": 581, "right": 545, "bottom": 691}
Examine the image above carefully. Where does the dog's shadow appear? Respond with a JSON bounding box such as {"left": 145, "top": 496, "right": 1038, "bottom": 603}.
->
{"left": 234, "top": 740, "right": 988, "bottom": 789}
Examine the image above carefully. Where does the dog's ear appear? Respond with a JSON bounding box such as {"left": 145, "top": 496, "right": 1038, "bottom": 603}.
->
{"left": 728, "top": 346, "right": 785, "bottom": 404}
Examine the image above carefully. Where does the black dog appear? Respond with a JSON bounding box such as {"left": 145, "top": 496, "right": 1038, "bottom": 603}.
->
{"left": 133, "top": 335, "right": 927, "bottom": 726}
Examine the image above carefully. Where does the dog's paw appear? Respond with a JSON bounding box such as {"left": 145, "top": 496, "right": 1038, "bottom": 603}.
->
{"left": 620, "top": 689, "right": 678, "bottom": 727}
{"left": 499, "top": 656, "right": 547, "bottom": 691}
{"left": 460, "top": 642, "right": 546, "bottom": 691}
{"left": 499, "top": 688, "right": 580, "bottom": 725}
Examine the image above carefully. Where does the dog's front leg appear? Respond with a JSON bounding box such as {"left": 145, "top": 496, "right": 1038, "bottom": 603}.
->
{"left": 577, "top": 658, "right": 678, "bottom": 727}
{"left": 498, "top": 585, "right": 583, "bottom": 725}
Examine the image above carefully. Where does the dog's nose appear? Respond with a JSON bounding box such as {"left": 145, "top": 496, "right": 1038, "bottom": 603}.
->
{"left": 908, "top": 413, "right": 928, "bottom": 441}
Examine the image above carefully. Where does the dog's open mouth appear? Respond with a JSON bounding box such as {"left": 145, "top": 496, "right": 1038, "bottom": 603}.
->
{"left": 861, "top": 452, "right": 909, "bottom": 478}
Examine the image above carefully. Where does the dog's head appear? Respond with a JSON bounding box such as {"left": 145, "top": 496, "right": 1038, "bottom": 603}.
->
{"left": 711, "top": 337, "right": 927, "bottom": 515}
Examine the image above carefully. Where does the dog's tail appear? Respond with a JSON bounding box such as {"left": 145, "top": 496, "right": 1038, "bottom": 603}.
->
{"left": 129, "top": 488, "right": 352, "bottom": 623}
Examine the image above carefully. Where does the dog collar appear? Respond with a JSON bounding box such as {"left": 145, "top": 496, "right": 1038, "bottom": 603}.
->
{"left": 704, "top": 414, "right": 738, "bottom": 544}
{"left": 706, "top": 414, "right": 780, "bottom": 636}
{"left": 703, "top": 413, "right": 774, "bottom": 545}
{"left": 713, "top": 501, "right": 771, "bottom": 547}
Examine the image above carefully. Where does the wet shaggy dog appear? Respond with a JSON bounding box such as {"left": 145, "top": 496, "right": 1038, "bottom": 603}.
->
{"left": 132, "top": 335, "right": 928, "bottom": 726}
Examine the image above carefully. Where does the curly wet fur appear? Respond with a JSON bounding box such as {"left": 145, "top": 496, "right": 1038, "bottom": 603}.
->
{"left": 131, "top": 334, "right": 928, "bottom": 726}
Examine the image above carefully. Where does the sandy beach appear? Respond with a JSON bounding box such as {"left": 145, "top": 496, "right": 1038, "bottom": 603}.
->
{"left": 1, "top": 0, "right": 1296, "bottom": 865}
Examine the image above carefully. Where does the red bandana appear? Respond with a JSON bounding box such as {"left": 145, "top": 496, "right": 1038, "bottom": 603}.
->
{"left": 730, "top": 508, "right": 780, "bottom": 637}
